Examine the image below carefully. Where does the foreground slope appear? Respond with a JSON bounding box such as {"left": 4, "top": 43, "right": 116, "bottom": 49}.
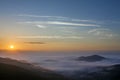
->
{"left": 0, "top": 57, "right": 70, "bottom": 80}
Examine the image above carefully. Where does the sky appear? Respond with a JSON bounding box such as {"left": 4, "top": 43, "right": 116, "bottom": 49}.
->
{"left": 0, "top": 0, "right": 120, "bottom": 51}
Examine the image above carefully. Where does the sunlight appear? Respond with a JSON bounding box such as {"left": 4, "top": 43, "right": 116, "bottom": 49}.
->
{"left": 9, "top": 45, "right": 15, "bottom": 50}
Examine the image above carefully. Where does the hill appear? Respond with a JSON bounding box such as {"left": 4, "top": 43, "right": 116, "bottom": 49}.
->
{"left": 77, "top": 55, "right": 106, "bottom": 62}
{"left": 0, "top": 57, "right": 71, "bottom": 80}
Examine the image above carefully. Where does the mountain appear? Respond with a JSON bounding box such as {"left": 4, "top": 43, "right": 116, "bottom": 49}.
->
{"left": 0, "top": 57, "right": 71, "bottom": 80}
{"left": 72, "top": 64, "right": 120, "bottom": 80}
{"left": 77, "top": 55, "right": 106, "bottom": 62}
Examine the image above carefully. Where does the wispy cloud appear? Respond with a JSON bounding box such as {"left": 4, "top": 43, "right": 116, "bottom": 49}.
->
{"left": 88, "top": 28, "right": 110, "bottom": 34}
{"left": 71, "top": 19, "right": 97, "bottom": 23}
{"left": 47, "top": 21, "right": 99, "bottom": 27}
{"left": 18, "top": 14, "right": 97, "bottom": 23}
{"left": 88, "top": 28, "right": 115, "bottom": 39}
{"left": 24, "top": 42, "right": 45, "bottom": 44}
{"left": 17, "top": 14, "right": 101, "bottom": 29}
{"left": 17, "top": 36, "right": 84, "bottom": 39}
{"left": 19, "top": 21, "right": 100, "bottom": 27}
{"left": 36, "top": 25, "right": 46, "bottom": 28}
{"left": 18, "top": 14, "right": 67, "bottom": 19}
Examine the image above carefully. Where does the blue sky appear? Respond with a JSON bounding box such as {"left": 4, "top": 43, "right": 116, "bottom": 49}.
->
{"left": 0, "top": 0, "right": 120, "bottom": 51}
{"left": 0, "top": 0, "right": 120, "bottom": 20}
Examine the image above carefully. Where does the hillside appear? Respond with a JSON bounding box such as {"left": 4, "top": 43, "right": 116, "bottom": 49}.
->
{"left": 0, "top": 57, "right": 70, "bottom": 80}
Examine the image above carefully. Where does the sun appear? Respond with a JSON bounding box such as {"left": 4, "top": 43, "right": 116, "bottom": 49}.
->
{"left": 9, "top": 45, "right": 15, "bottom": 50}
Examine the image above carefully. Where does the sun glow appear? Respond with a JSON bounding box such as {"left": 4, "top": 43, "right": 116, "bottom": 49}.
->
{"left": 9, "top": 45, "right": 15, "bottom": 50}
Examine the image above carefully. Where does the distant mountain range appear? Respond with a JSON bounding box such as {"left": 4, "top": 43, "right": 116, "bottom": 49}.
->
{"left": 77, "top": 55, "right": 106, "bottom": 62}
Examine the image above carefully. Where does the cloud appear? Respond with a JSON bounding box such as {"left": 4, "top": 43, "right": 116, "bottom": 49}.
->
{"left": 36, "top": 25, "right": 46, "bottom": 28}
{"left": 17, "top": 36, "right": 84, "bottom": 39}
{"left": 88, "top": 28, "right": 110, "bottom": 34}
{"left": 18, "top": 14, "right": 67, "bottom": 19}
{"left": 71, "top": 19, "right": 97, "bottom": 23}
{"left": 17, "top": 14, "right": 101, "bottom": 29}
{"left": 88, "top": 28, "right": 114, "bottom": 39}
{"left": 19, "top": 21, "right": 100, "bottom": 27}
{"left": 47, "top": 21, "right": 99, "bottom": 27}
{"left": 24, "top": 42, "right": 45, "bottom": 44}
{"left": 18, "top": 14, "right": 98, "bottom": 23}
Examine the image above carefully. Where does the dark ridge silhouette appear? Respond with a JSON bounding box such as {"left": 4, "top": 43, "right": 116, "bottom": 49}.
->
{"left": 77, "top": 55, "right": 106, "bottom": 62}
{"left": 0, "top": 57, "right": 71, "bottom": 80}
{"left": 72, "top": 64, "right": 120, "bottom": 80}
